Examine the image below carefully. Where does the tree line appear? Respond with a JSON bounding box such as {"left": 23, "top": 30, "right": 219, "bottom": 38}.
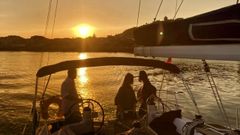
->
{"left": 0, "top": 28, "right": 136, "bottom": 52}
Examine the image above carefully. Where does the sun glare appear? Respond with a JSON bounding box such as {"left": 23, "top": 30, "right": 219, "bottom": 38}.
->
{"left": 74, "top": 24, "right": 94, "bottom": 38}
{"left": 77, "top": 53, "right": 88, "bottom": 84}
{"left": 78, "top": 53, "right": 87, "bottom": 60}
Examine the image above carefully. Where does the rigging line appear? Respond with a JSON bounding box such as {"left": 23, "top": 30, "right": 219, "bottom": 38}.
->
{"left": 40, "top": 0, "right": 53, "bottom": 68}
{"left": 136, "top": 0, "right": 142, "bottom": 26}
{"left": 179, "top": 73, "right": 200, "bottom": 115}
{"left": 175, "top": 0, "right": 178, "bottom": 14}
{"left": 202, "top": 60, "right": 231, "bottom": 128}
{"left": 44, "top": 0, "right": 59, "bottom": 88}
{"left": 209, "top": 72, "right": 231, "bottom": 128}
{"left": 206, "top": 71, "right": 231, "bottom": 128}
{"left": 173, "top": 0, "right": 184, "bottom": 19}
{"left": 41, "top": 75, "right": 52, "bottom": 99}
{"left": 51, "top": 0, "right": 59, "bottom": 38}
{"left": 26, "top": 1, "right": 54, "bottom": 134}
{"left": 237, "top": 108, "right": 239, "bottom": 129}
{"left": 44, "top": 0, "right": 53, "bottom": 36}
{"left": 159, "top": 71, "right": 165, "bottom": 95}
{"left": 153, "top": 0, "right": 164, "bottom": 21}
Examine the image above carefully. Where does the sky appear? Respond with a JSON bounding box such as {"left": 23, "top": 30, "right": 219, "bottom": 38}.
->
{"left": 0, "top": 0, "right": 237, "bottom": 38}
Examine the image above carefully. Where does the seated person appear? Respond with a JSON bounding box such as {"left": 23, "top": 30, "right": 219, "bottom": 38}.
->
{"left": 115, "top": 73, "right": 137, "bottom": 120}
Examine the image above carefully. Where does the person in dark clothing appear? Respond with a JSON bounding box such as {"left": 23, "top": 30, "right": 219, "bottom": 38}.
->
{"left": 115, "top": 73, "right": 137, "bottom": 119}
{"left": 51, "top": 69, "right": 82, "bottom": 133}
{"left": 61, "top": 69, "right": 82, "bottom": 124}
{"left": 137, "top": 70, "right": 157, "bottom": 117}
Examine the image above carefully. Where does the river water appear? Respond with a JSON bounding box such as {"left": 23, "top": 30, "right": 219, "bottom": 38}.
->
{"left": 0, "top": 52, "right": 239, "bottom": 134}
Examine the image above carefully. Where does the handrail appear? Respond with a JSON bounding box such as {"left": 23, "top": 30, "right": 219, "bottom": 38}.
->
{"left": 236, "top": 107, "right": 239, "bottom": 129}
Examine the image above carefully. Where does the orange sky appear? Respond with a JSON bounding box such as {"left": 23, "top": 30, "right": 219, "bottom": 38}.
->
{"left": 0, "top": 0, "right": 237, "bottom": 38}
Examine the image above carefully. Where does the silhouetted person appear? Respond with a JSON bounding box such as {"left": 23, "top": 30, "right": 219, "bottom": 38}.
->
{"left": 61, "top": 68, "right": 82, "bottom": 124}
{"left": 115, "top": 73, "right": 137, "bottom": 120}
{"left": 164, "top": 16, "right": 168, "bottom": 21}
{"left": 137, "top": 71, "right": 156, "bottom": 117}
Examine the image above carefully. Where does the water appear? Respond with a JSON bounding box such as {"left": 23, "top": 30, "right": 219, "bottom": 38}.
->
{"left": 0, "top": 52, "right": 239, "bottom": 134}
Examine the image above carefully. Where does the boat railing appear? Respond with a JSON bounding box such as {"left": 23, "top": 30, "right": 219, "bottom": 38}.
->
{"left": 236, "top": 107, "right": 240, "bottom": 130}
{"left": 156, "top": 89, "right": 184, "bottom": 110}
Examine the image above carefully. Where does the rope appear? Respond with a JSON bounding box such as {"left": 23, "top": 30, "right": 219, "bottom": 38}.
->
{"left": 153, "top": 0, "right": 164, "bottom": 21}
{"left": 179, "top": 73, "right": 200, "bottom": 115}
{"left": 44, "top": 0, "right": 53, "bottom": 36}
{"left": 175, "top": 0, "right": 178, "bottom": 14}
{"left": 202, "top": 60, "right": 231, "bottom": 129}
{"left": 159, "top": 71, "right": 165, "bottom": 96}
{"left": 41, "top": 75, "right": 52, "bottom": 99}
{"left": 23, "top": 1, "right": 55, "bottom": 134}
{"left": 136, "top": 0, "right": 142, "bottom": 26}
{"left": 30, "top": 78, "right": 39, "bottom": 135}
{"left": 43, "top": 0, "right": 60, "bottom": 92}
{"left": 237, "top": 108, "right": 239, "bottom": 129}
{"left": 40, "top": 0, "right": 53, "bottom": 68}
{"left": 158, "top": 71, "right": 166, "bottom": 108}
{"left": 51, "top": 0, "right": 59, "bottom": 37}
{"left": 173, "top": 0, "right": 184, "bottom": 19}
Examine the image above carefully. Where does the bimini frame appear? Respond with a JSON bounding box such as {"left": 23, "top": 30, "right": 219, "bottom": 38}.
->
{"left": 31, "top": 57, "right": 181, "bottom": 134}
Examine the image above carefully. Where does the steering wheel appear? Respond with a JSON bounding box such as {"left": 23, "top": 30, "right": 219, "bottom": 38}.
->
{"left": 69, "top": 98, "right": 105, "bottom": 134}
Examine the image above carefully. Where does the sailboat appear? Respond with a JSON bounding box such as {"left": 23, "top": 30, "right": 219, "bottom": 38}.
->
{"left": 23, "top": 2, "right": 240, "bottom": 135}
{"left": 28, "top": 56, "right": 239, "bottom": 135}
{"left": 134, "top": 3, "right": 240, "bottom": 61}
{"left": 132, "top": 2, "right": 240, "bottom": 135}
{"left": 29, "top": 57, "right": 240, "bottom": 135}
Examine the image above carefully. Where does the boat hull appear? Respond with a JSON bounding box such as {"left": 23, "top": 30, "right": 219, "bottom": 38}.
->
{"left": 134, "top": 44, "right": 240, "bottom": 61}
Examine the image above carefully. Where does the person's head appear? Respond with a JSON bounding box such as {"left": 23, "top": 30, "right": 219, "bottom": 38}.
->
{"left": 139, "top": 70, "right": 149, "bottom": 83}
{"left": 68, "top": 68, "right": 77, "bottom": 79}
{"left": 122, "top": 73, "right": 134, "bottom": 86}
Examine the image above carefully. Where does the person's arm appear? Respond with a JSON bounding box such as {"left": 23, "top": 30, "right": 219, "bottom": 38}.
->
{"left": 62, "top": 88, "right": 80, "bottom": 101}
{"left": 153, "top": 86, "right": 157, "bottom": 96}
{"left": 151, "top": 86, "right": 162, "bottom": 102}
{"left": 137, "top": 87, "right": 143, "bottom": 102}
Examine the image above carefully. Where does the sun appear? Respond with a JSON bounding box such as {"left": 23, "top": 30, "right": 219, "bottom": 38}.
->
{"left": 73, "top": 24, "right": 95, "bottom": 38}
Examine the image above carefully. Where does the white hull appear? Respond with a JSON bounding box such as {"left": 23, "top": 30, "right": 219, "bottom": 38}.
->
{"left": 134, "top": 44, "right": 240, "bottom": 61}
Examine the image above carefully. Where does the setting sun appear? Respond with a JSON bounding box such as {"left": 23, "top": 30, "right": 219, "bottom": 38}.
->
{"left": 73, "top": 24, "right": 95, "bottom": 38}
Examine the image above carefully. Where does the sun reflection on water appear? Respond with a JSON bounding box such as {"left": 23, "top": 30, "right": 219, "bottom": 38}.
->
{"left": 77, "top": 53, "right": 88, "bottom": 85}
{"left": 77, "top": 53, "right": 90, "bottom": 98}
{"left": 78, "top": 67, "right": 88, "bottom": 84}
{"left": 78, "top": 53, "right": 87, "bottom": 60}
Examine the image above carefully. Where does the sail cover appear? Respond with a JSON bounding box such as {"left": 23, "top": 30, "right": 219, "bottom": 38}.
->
{"left": 36, "top": 57, "right": 180, "bottom": 77}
